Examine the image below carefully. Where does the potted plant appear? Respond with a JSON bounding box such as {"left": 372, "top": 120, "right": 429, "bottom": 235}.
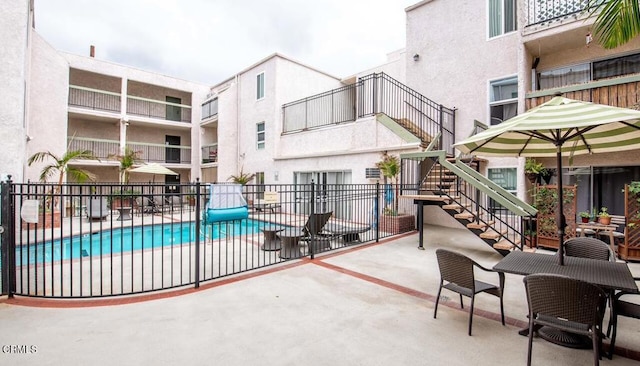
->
{"left": 598, "top": 207, "right": 611, "bottom": 225}
{"left": 109, "top": 147, "right": 142, "bottom": 184}
{"left": 524, "top": 158, "right": 544, "bottom": 184}
{"left": 376, "top": 152, "right": 415, "bottom": 234}
{"left": 540, "top": 168, "right": 557, "bottom": 185}
{"left": 579, "top": 211, "right": 591, "bottom": 223}
{"left": 27, "top": 147, "right": 96, "bottom": 227}
{"left": 109, "top": 189, "right": 142, "bottom": 209}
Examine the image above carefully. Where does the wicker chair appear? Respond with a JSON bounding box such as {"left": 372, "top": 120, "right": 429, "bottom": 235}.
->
{"left": 607, "top": 277, "right": 640, "bottom": 359}
{"left": 433, "top": 249, "right": 505, "bottom": 336}
{"left": 524, "top": 274, "right": 607, "bottom": 366}
{"left": 563, "top": 237, "right": 615, "bottom": 262}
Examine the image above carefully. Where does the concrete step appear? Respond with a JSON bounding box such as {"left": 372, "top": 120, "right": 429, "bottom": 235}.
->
{"left": 442, "top": 203, "right": 470, "bottom": 211}
{"left": 454, "top": 212, "right": 474, "bottom": 220}
{"left": 466, "top": 220, "right": 495, "bottom": 230}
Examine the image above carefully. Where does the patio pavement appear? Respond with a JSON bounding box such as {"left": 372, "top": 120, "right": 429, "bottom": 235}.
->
{"left": 1, "top": 224, "right": 639, "bottom": 366}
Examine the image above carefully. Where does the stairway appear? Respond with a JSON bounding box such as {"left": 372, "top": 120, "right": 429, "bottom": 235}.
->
{"left": 406, "top": 152, "right": 537, "bottom": 256}
{"left": 394, "top": 117, "right": 433, "bottom": 148}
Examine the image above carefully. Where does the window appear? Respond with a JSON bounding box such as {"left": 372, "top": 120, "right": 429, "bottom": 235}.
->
{"left": 488, "top": 168, "right": 517, "bottom": 212}
{"left": 256, "top": 122, "right": 265, "bottom": 149}
{"left": 256, "top": 72, "right": 265, "bottom": 100}
{"left": 489, "top": 0, "right": 517, "bottom": 38}
{"left": 255, "top": 171, "right": 265, "bottom": 199}
{"left": 593, "top": 53, "right": 640, "bottom": 80}
{"left": 538, "top": 63, "right": 590, "bottom": 90}
{"left": 489, "top": 77, "right": 517, "bottom": 125}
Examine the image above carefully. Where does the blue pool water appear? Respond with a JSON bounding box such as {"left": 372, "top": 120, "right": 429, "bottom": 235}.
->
{"left": 19, "top": 219, "right": 276, "bottom": 265}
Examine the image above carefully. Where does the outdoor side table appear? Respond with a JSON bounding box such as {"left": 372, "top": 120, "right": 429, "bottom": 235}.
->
{"left": 261, "top": 227, "right": 284, "bottom": 251}
{"left": 278, "top": 229, "right": 303, "bottom": 259}
{"left": 117, "top": 207, "right": 132, "bottom": 221}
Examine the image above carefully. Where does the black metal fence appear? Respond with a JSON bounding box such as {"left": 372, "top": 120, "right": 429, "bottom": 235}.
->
{"left": 0, "top": 180, "right": 416, "bottom": 298}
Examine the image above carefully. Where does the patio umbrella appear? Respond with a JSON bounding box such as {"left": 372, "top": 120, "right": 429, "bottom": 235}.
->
{"left": 454, "top": 96, "right": 640, "bottom": 264}
{"left": 130, "top": 163, "right": 178, "bottom": 182}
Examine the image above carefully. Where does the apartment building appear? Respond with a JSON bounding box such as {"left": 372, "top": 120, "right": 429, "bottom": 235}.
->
{"left": 2, "top": 0, "right": 210, "bottom": 186}
{"left": 405, "top": 0, "right": 640, "bottom": 216}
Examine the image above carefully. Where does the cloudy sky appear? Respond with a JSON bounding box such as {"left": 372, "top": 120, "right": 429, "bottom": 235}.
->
{"left": 34, "top": 0, "right": 417, "bottom": 85}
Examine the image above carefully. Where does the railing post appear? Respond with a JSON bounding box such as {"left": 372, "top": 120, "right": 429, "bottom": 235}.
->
{"left": 375, "top": 182, "right": 380, "bottom": 242}
{"left": 438, "top": 104, "right": 444, "bottom": 152}
{"left": 1, "top": 176, "right": 15, "bottom": 297}
{"left": 309, "top": 180, "right": 316, "bottom": 259}
{"left": 194, "top": 178, "right": 201, "bottom": 288}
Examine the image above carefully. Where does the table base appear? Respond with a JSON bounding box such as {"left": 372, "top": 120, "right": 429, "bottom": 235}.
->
{"left": 537, "top": 327, "right": 592, "bottom": 349}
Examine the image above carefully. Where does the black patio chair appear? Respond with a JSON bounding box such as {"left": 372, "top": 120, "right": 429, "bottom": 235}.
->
{"left": 433, "top": 249, "right": 505, "bottom": 336}
{"left": 523, "top": 274, "right": 607, "bottom": 366}
{"left": 563, "top": 237, "right": 615, "bottom": 262}
{"left": 606, "top": 277, "right": 640, "bottom": 359}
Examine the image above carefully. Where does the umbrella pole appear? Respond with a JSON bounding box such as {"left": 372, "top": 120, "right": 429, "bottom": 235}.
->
{"left": 556, "top": 144, "right": 565, "bottom": 265}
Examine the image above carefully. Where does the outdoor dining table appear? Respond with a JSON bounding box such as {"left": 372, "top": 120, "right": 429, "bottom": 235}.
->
{"left": 493, "top": 251, "right": 638, "bottom": 347}
{"left": 577, "top": 222, "right": 619, "bottom": 253}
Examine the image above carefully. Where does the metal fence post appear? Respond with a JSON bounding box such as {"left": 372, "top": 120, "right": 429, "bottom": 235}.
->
{"left": 375, "top": 182, "right": 380, "bottom": 242}
{"left": 1, "top": 176, "right": 15, "bottom": 297}
{"left": 194, "top": 178, "right": 201, "bottom": 288}
{"left": 309, "top": 180, "right": 316, "bottom": 259}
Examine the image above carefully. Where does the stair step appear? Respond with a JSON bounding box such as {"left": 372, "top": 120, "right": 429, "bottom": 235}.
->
{"left": 454, "top": 212, "right": 475, "bottom": 220}
{"left": 493, "top": 240, "right": 515, "bottom": 251}
{"left": 466, "top": 220, "right": 495, "bottom": 230}
{"left": 479, "top": 229, "right": 507, "bottom": 240}
{"left": 442, "top": 203, "right": 470, "bottom": 211}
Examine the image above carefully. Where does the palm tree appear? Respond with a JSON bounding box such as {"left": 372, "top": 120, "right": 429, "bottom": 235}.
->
{"left": 109, "top": 147, "right": 142, "bottom": 183}
{"left": 27, "top": 149, "right": 96, "bottom": 208}
{"left": 228, "top": 167, "right": 256, "bottom": 185}
{"left": 376, "top": 152, "right": 400, "bottom": 215}
{"left": 588, "top": 0, "right": 640, "bottom": 49}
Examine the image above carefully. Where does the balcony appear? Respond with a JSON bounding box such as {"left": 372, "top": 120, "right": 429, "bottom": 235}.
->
{"left": 68, "top": 137, "right": 192, "bottom": 164}
{"left": 525, "top": 74, "right": 640, "bottom": 109}
{"left": 68, "top": 86, "right": 120, "bottom": 113}
{"left": 68, "top": 85, "right": 192, "bottom": 123}
{"left": 526, "top": 0, "right": 592, "bottom": 27}
{"left": 201, "top": 144, "right": 218, "bottom": 164}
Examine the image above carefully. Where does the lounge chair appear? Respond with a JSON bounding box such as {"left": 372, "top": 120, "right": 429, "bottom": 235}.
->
{"left": 279, "top": 211, "right": 333, "bottom": 254}
{"left": 87, "top": 198, "right": 109, "bottom": 221}
{"left": 322, "top": 222, "right": 371, "bottom": 243}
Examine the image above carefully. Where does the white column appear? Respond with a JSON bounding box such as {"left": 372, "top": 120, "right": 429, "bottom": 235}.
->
{"left": 119, "top": 77, "right": 128, "bottom": 154}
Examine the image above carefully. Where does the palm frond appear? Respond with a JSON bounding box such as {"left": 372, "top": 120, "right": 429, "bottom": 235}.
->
{"left": 589, "top": 0, "right": 640, "bottom": 49}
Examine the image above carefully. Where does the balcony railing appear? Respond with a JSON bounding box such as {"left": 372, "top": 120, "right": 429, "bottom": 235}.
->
{"left": 281, "top": 72, "right": 456, "bottom": 155}
{"left": 526, "top": 0, "right": 593, "bottom": 27}
{"left": 67, "top": 137, "right": 119, "bottom": 159}
{"left": 67, "top": 137, "right": 191, "bottom": 164}
{"left": 201, "top": 144, "right": 218, "bottom": 164}
{"left": 127, "top": 142, "right": 191, "bottom": 164}
{"left": 69, "top": 85, "right": 192, "bottom": 123}
{"left": 526, "top": 74, "right": 640, "bottom": 110}
{"left": 68, "top": 85, "right": 120, "bottom": 113}
{"left": 127, "top": 96, "right": 191, "bottom": 123}
{"left": 282, "top": 84, "right": 357, "bottom": 132}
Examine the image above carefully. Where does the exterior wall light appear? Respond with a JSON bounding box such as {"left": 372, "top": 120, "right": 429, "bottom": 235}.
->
{"left": 413, "top": 54, "right": 420, "bottom": 61}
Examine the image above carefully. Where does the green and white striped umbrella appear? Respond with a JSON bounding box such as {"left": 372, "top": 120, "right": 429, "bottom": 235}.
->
{"left": 454, "top": 96, "right": 640, "bottom": 264}
{"left": 454, "top": 96, "right": 640, "bottom": 157}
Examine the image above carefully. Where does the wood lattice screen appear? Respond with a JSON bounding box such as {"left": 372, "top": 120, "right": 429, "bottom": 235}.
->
{"left": 535, "top": 185, "right": 577, "bottom": 249}
{"left": 622, "top": 184, "right": 640, "bottom": 260}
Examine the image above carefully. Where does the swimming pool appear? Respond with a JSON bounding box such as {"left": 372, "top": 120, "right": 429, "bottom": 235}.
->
{"left": 18, "top": 219, "right": 280, "bottom": 265}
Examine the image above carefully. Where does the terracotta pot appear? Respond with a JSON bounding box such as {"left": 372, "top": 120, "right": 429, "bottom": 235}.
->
{"left": 598, "top": 216, "right": 611, "bottom": 225}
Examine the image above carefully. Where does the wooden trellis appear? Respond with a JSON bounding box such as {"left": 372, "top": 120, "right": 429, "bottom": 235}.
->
{"left": 535, "top": 185, "right": 577, "bottom": 250}
{"left": 620, "top": 184, "right": 640, "bottom": 261}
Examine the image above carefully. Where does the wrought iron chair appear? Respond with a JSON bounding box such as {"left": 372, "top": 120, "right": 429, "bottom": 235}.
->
{"left": 563, "top": 237, "right": 615, "bottom": 262}
{"left": 524, "top": 274, "right": 607, "bottom": 366}
{"left": 606, "top": 277, "right": 640, "bottom": 359}
{"left": 433, "top": 249, "right": 505, "bottom": 336}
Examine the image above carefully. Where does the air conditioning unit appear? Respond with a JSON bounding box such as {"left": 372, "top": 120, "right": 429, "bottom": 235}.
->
{"left": 365, "top": 168, "right": 381, "bottom": 179}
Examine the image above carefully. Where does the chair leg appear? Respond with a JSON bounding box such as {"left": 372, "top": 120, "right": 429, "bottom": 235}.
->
{"left": 459, "top": 294, "right": 464, "bottom": 309}
{"left": 499, "top": 294, "right": 505, "bottom": 326}
{"left": 468, "top": 295, "right": 475, "bottom": 336}
{"left": 608, "top": 314, "right": 618, "bottom": 360}
{"left": 434, "top": 282, "right": 443, "bottom": 319}
{"left": 527, "top": 320, "right": 535, "bottom": 366}
{"left": 592, "top": 332, "right": 600, "bottom": 366}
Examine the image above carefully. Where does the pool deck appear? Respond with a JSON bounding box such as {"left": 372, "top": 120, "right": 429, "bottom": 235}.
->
{"left": 1, "top": 224, "right": 639, "bottom": 365}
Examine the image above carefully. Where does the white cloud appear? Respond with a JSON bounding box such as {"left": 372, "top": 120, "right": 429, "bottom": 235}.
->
{"left": 34, "top": 0, "right": 416, "bottom": 85}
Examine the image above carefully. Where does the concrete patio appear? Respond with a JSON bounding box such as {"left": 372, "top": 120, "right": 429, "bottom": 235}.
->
{"left": 1, "top": 224, "right": 639, "bottom": 366}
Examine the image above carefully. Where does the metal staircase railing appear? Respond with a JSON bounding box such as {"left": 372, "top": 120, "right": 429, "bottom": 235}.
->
{"left": 401, "top": 150, "right": 537, "bottom": 254}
